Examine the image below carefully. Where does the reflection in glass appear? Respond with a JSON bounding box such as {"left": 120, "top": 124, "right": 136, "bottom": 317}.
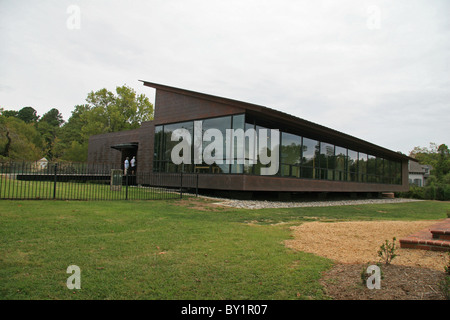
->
{"left": 152, "top": 116, "right": 404, "bottom": 185}
{"left": 301, "top": 137, "right": 319, "bottom": 179}
{"left": 335, "top": 146, "right": 347, "bottom": 181}
{"left": 230, "top": 114, "right": 245, "bottom": 173}
{"left": 347, "top": 149, "right": 358, "bottom": 182}
{"left": 367, "top": 155, "right": 376, "bottom": 182}
{"left": 358, "top": 153, "right": 367, "bottom": 182}
{"left": 319, "top": 142, "right": 335, "bottom": 180}
{"left": 164, "top": 121, "right": 193, "bottom": 173}
{"left": 281, "top": 132, "right": 301, "bottom": 177}
{"left": 202, "top": 116, "right": 231, "bottom": 173}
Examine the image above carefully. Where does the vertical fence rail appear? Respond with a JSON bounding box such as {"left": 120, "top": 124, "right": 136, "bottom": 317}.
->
{"left": 0, "top": 161, "right": 198, "bottom": 201}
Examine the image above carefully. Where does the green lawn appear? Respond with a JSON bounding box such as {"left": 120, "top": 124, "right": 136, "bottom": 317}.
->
{"left": 0, "top": 198, "right": 449, "bottom": 300}
{"left": 0, "top": 178, "right": 180, "bottom": 200}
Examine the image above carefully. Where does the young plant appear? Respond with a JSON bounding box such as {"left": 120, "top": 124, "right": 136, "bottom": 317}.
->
{"left": 378, "top": 237, "right": 398, "bottom": 265}
{"left": 445, "top": 252, "right": 450, "bottom": 275}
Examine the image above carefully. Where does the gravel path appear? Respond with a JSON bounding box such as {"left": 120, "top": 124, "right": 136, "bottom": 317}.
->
{"left": 210, "top": 197, "right": 422, "bottom": 209}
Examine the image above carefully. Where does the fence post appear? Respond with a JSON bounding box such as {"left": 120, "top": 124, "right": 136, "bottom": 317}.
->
{"left": 180, "top": 172, "right": 183, "bottom": 199}
{"left": 53, "top": 163, "right": 58, "bottom": 200}
{"left": 125, "top": 172, "right": 129, "bottom": 200}
{"left": 196, "top": 173, "right": 199, "bottom": 197}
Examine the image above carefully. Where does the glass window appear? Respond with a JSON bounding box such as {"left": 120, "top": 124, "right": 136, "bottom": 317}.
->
{"left": 254, "top": 125, "right": 278, "bottom": 175}
{"left": 281, "top": 132, "right": 301, "bottom": 177}
{"left": 358, "top": 153, "right": 367, "bottom": 182}
{"left": 319, "top": 142, "right": 335, "bottom": 180}
{"left": 347, "top": 149, "right": 358, "bottom": 182}
{"left": 376, "top": 157, "right": 384, "bottom": 183}
{"left": 367, "top": 155, "right": 377, "bottom": 182}
{"left": 164, "top": 121, "right": 194, "bottom": 173}
{"left": 243, "top": 122, "right": 256, "bottom": 174}
{"left": 201, "top": 116, "right": 232, "bottom": 173}
{"left": 335, "top": 146, "right": 347, "bottom": 181}
{"left": 383, "top": 159, "right": 392, "bottom": 184}
{"left": 153, "top": 125, "right": 164, "bottom": 172}
{"left": 393, "top": 160, "right": 402, "bottom": 185}
{"left": 230, "top": 114, "right": 245, "bottom": 174}
{"left": 301, "top": 137, "right": 319, "bottom": 179}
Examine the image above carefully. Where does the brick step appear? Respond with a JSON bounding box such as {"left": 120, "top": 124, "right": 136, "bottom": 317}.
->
{"left": 399, "top": 219, "right": 450, "bottom": 252}
{"left": 400, "top": 238, "right": 450, "bottom": 252}
{"left": 430, "top": 221, "right": 450, "bottom": 241}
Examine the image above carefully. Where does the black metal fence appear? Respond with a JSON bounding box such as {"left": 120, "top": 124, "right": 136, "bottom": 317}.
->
{"left": 0, "top": 161, "right": 199, "bottom": 201}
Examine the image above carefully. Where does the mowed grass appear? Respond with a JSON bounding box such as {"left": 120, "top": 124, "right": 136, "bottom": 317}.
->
{"left": 0, "top": 198, "right": 449, "bottom": 300}
{"left": 0, "top": 178, "right": 180, "bottom": 200}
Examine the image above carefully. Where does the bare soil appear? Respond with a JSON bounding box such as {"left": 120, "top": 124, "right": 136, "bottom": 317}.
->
{"left": 285, "top": 220, "right": 449, "bottom": 300}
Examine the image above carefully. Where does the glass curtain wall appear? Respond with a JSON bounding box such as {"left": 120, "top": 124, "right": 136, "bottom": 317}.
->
{"left": 153, "top": 114, "right": 402, "bottom": 185}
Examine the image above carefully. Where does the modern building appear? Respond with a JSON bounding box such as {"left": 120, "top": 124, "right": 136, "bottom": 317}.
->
{"left": 88, "top": 81, "right": 414, "bottom": 198}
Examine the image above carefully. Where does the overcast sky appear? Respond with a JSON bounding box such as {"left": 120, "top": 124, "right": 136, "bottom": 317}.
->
{"left": 1, "top": 0, "right": 449, "bottom": 155}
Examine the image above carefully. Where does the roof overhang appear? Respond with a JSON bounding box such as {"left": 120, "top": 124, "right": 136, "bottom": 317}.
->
{"left": 111, "top": 142, "right": 138, "bottom": 151}
{"left": 139, "top": 80, "right": 415, "bottom": 162}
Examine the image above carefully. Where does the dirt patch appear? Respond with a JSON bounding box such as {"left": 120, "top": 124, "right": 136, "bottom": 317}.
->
{"left": 321, "top": 263, "right": 447, "bottom": 300}
{"left": 174, "top": 197, "right": 226, "bottom": 211}
{"left": 285, "top": 220, "right": 449, "bottom": 300}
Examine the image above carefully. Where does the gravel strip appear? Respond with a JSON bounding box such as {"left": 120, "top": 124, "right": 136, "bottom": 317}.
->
{"left": 209, "top": 198, "right": 422, "bottom": 209}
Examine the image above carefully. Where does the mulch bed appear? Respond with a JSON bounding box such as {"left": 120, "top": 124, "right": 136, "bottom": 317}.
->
{"left": 320, "top": 263, "right": 447, "bottom": 300}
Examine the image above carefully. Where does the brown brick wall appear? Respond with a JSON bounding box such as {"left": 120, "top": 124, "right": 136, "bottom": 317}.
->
{"left": 136, "top": 121, "right": 154, "bottom": 173}
{"left": 154, "top": 89, "right": 245, "bottom": 125}
{"left": 87, "top": 128, "right": 140, "bottom": 165}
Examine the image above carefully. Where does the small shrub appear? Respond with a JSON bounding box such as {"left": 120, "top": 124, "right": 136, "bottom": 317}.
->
{"left": 445, "top": 252, "right": 450, "bottom": 275}
{"left": 439, "top": 253, "right": 450, "bottom": 300}
{"left": 441, "top": 276, "right": 450, "bottom": 300}
{"left": 378, "top": 237, "right": 398, "bottom": 265}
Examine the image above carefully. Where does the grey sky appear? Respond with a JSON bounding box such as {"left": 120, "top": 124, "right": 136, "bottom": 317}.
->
{"left": 1, "top": 0, "right": 449, "bottom": 155}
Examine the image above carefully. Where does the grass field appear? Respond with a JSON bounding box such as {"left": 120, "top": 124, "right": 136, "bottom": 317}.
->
{"left": 0, "top": 178, "right": 180, "bottom": 200}
{"left": 0, "top": 198, "right": 449, "bottom": 300}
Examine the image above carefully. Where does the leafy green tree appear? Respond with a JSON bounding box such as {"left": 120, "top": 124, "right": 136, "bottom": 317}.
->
{"left": 36, "top": 108, "right": 65, "bottom": 160}
{"left": 0, "top": 109, "right": 19, "bottom": 118}
{"left": 83, "top": 85, "right": 154, "bottom": 136}
{"left": 17, "top": 106, "right": 39, "bottom": 123}
{"left": 0, "top": 115, "right": 43, "bottom": 160}
{"left": 410, "top": 142, "right": 450, "bottom": 184}
{"left": 435, "top": 144, "right": 450, "bottom": 181}
{"left": 40, "top": 108, "right": 64, "bottom": 127}
{"left": 61, "top": 141, "right": 88, "bottom": 162}
{"left": 56, "top": 85, "right": 153, "bottom": 162}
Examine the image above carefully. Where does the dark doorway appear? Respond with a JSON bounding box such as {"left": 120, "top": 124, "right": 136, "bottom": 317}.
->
{"left": 111, "top": 142, "right": 138, "bottom": 172}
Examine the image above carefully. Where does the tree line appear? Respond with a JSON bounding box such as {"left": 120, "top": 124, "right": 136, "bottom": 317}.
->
{"left": 0, "top": 85, "right": 153, "bottom": 162}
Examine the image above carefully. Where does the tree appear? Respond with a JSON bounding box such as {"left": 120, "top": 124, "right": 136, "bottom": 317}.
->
{"left": 0, "top": 109, "right": 19, "bottom": 118}
{"left": 83, "top": 85, "right": 153, "bottom": 136}
{"left": 40, "top": 108, "right": 64, "bottom": 127}
{"left": 410, "top": 142, "right": 450, "bottom": 184}
{"left": 55, "top": 85, "right": 153, "bottom": 162}
{"left": 36, "top": 108, "right": 65, "bottom": 160}
{"left": 0, "top": 115, "right": 43, "bottom": 160}
{"left": 435, "top": 144, "right": 450, "bottom": 181}
{"left": 80, "top": 85, "right": 153, "bottom": 160}
{"left": 17, "top": 107, "right": 39, "bottom": 123}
